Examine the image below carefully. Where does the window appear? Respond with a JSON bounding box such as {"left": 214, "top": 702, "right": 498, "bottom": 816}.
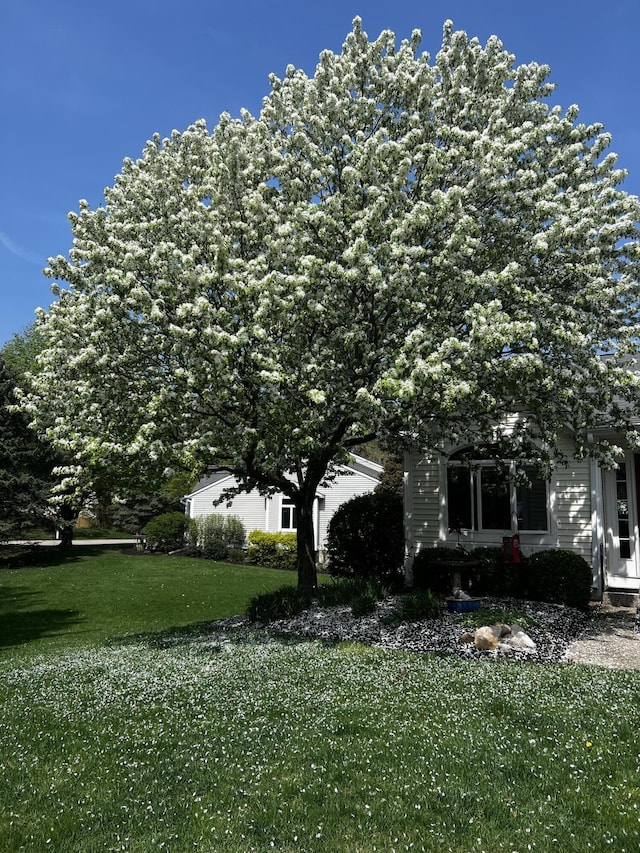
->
{"left": 516, "top": 473, "right": 548, "bottom": 532}
{"left": 281, "top": 499, "right": 298, "bottom": 531}
{"left": 616, "top": 464, "right": 631, "bottom": 559}
{"left": 447, "top": 451, "right": 548, "bottom": 533}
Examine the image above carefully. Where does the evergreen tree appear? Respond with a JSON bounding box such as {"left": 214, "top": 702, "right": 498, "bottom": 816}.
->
{"left": 0, "top": 358, "right": 56, "bottom": 540}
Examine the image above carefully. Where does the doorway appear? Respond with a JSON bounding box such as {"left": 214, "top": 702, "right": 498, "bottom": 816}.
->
{"left": 604, "top": 454, "right": 640, "bottom": 590}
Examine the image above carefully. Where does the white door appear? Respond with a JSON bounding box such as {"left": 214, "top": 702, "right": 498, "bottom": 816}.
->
{"left": 604, "top": 455, "right": 640, "bottom": 590}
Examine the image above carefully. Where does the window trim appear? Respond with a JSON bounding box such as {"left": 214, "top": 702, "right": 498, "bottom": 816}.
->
{"left": 280, "top": 497, "right": 298, "bottom": 532}
{"left": 446, "top": 458, "right": 549, "bottom": 535}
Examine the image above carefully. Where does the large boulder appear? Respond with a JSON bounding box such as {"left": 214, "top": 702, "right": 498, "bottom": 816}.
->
{"left": 474, "top": 624, "right": 509, "bottom": 650}
{"left": 502, "top": 623, "right": 536, "bottom": 649}
{"left": 468, "top": 623, "right": 536, "bottom": 652}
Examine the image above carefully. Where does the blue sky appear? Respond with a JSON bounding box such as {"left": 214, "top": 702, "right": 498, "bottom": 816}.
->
{"left": 1, "top": 0, "right": 638, "bottom": 346}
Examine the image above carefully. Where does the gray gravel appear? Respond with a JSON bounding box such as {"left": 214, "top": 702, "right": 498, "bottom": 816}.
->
{"left": 219, "top": 596, "right": 595, "bottom": 664}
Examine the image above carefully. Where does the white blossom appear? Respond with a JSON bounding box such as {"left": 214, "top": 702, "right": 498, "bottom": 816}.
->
{"left": 18, "top": 18, "right": 640, "bottom": 585}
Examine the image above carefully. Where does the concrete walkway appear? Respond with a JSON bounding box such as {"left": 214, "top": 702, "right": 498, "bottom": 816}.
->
{"left": 7, "top": 538, "right": 138, "bottom": 547}
{"left": 563, "top": 594, "right": 640, "bottom": 669}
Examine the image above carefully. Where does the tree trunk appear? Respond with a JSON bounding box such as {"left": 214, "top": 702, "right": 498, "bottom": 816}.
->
{"left": 296, "top": 497, "right": 318, "bottom": 590}
{"left": 58, "top": 524, "right": 73, "bottom": 549}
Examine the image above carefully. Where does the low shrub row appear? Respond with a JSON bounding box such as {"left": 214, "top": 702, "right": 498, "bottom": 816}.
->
{"left": 141, "top": 513, "right": 299, "bottom": 569}
{"left": 246, "top": 531, "right": 297, "bottom": 571}
{"left": 246, "top": 580, "right": 447, "bottom": 625}
{"left": 187, "top": 514, "right": 245, "bottom": 561}
{"left": 142, "top": 512, "right": 247, "bottom": 560}
{"left": 383, "top": 589, "right": 442, "bottom": 626}
{"left": 246, "top": 578, "right": 387, "bottom": 623}
{"left": 411, "top": 546, "right": 592, "bottom": 609}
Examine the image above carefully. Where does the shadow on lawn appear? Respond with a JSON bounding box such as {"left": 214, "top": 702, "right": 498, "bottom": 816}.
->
{"left": 0, "top": 543, "right": 129, "bottom": 570}
{"left": 0, "top": 545, "right": 82, "bottom": 570}
{"left": 0, "top": 586, "right": 83, "bottom": 649}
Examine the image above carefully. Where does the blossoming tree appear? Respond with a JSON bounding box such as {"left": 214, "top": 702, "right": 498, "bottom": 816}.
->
{"left": 21, "top": 20, "right": 640, "bottom": 588}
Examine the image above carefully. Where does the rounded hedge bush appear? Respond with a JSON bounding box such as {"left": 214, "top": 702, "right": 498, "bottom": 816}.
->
{"left": 524, "top": 548, "right": 593, "bottom": 609}
{"left": 246, "top": 531, "right": 297, "bottom": 571}
{"left": 187, "top": 514, "right": 246, "bottom": 561}
{"left": 326, "top": 492, "right": 404, "bottom": 587}
{"left": 142, "top": 512, "right": 188, "bottom": 552}
{"left": 467, "top": 546, "right": 527, "bottom": 598}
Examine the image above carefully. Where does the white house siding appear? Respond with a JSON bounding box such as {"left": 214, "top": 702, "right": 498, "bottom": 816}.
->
{"left": 404, "top": 451, "right": 442, "bottom": 557}
{"left": 186, "top": 480, "right": 267, "bottom": 536}
{"left": 552, "top": 457, "right": 593, "bottom": 563}
{"left": 265, "top": 496, "right": 281, "bottom": 536}
{"left": 405, "top": 436, "right": 595, "bottom": 566}
{"left": 316, "top": 469, "right": 381, "bottom": 548}
{"left": 183, "top": 457, "right": 382, "bottom": 553}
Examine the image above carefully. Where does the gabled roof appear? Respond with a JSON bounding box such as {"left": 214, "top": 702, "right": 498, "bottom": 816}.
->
{"left": 183, "top": 470, "right": 234, "bottom": 499}
{"left": 344, "top": 454, "right": 384, "bottom": 481}
{"left": 183, "top": 454, "right": 383, "bottom": 500}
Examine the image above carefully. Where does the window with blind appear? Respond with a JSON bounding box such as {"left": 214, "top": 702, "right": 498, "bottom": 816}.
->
{"left": 447, "top": 453, "right": 548, "bottom": 533}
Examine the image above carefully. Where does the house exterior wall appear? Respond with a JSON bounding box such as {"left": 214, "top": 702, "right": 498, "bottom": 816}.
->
{"left": 315, "top": 469, "right": 381, "bottom": 548}
{"left": 553, "top": 454, "right": 593, "bottom": 563}
{"left": 186, "top": 479, "right": 268, "bottom": 536}
{"left": 184, "top": 460, "right": 381, "bottom": 552}
{"left": 404, "top": 451, "right": 441, "bottom": 561}
{"left": 404, "top": 434, "right": 596, "bottom": 581}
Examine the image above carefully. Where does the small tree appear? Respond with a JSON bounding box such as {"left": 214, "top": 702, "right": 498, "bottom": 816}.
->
{"left": 1, "top": 323, "right": 46, "bottom": 380}
{"left": 375, "top": 452, "right": 404, "bottom": 496}
{"left": 19, "top": 19, "right": 640, "bottom": 588}
{"left": 108, "top": 492, "right": 182, "bottom": 535}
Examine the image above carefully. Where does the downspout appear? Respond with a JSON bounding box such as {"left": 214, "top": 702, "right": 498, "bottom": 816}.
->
{"left": 590, "top": 453, "right": 605, "bottom": 601}
{"left": 510, "top": 461, "right": 519, "bottom": 536}
{"left": 403, "top": 451, "right": 415, "bottom": 586}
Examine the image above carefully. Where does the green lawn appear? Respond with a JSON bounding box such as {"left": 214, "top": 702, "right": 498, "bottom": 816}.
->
{"left": 0, "top": 546, "right": 297, "bottom": 654}
{"left": 1, "top": 549, "right": 639, "bottom": 852}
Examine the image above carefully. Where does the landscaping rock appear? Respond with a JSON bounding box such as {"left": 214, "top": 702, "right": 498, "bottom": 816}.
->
{"left": 505, "top": 624, "right": 537, "bottom": 650}
{"left": 474, "top": 625, "right": 504, "bottom": 650}
{"left": 221, "top": 595, "right": 594, "bottom": 664}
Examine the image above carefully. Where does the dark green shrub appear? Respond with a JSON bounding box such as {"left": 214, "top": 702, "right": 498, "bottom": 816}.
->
{"left": 463, "top": 607, "right": 537, "bottom": 630}
{"left": 142, "top": 512, "right": 188, "bottom": 552}
{"left": 385, "top": 589, "right": 442, "bottom": 625}
{"left": 227, "top": 547, "right": 245, "bottom": 563}
{"left": 467, "top": 546, "right": 528, "bottom": 597}
{"left": 109, "top": 493, "right": 181, "bottom": 535}
{"left": 246, "top": 577, "right": 387, "bottom": 623}
{"left": 523, "top": 549, "right": 592, "bottom": 609}
{"left": 326, "top": 492, "right": 404, "bottom": 587}
{"left": 247, "top": 531, "right": 297, "bottom": 571}
{"left": 246, "top": 585, "right": 312, "bottom": 623}
{"left": 411, "top": 547, "right": 477, "bottom": 594}
{"left": 350, "top": 592, "right": 379, "bottom": 617}
{"left": 319, "top": 577, "right": 386, "bottom": 617}
{"left": 316, "top": 578, "right": 386, "bottom": 608}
